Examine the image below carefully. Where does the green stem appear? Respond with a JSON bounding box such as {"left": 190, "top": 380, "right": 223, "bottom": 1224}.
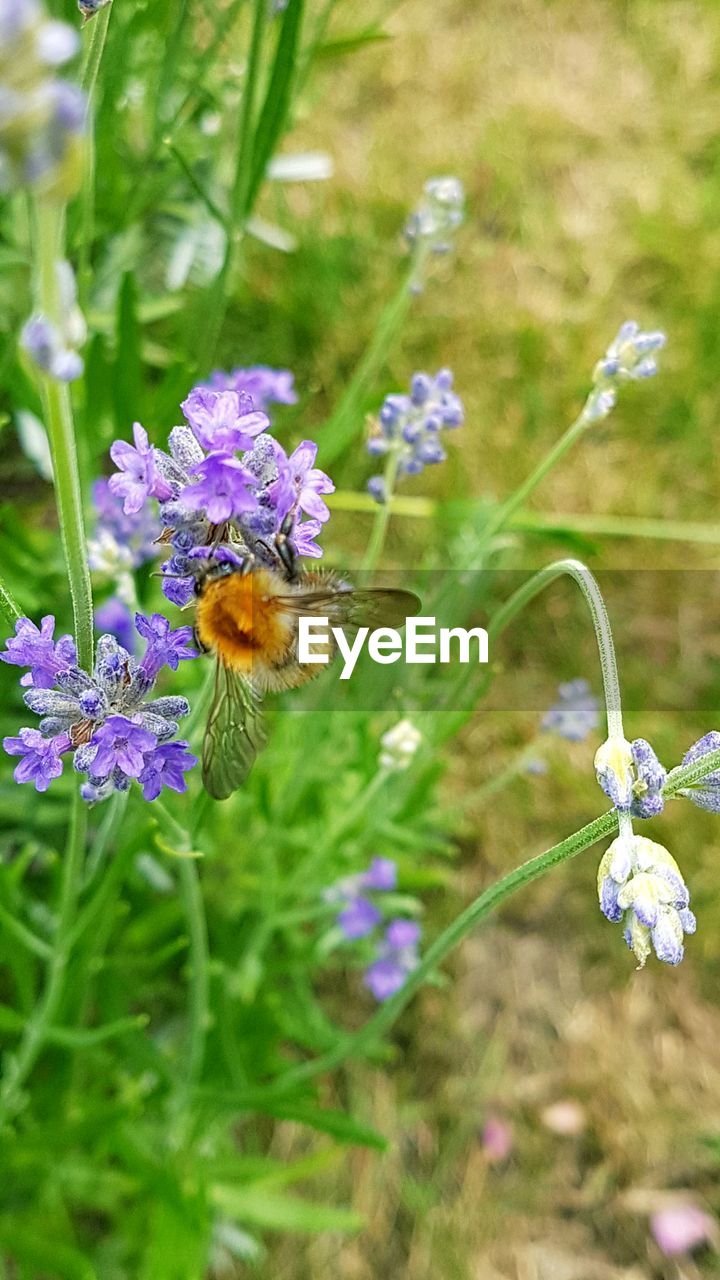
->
{"left": 33, "top": 199, "right": 94, "bottom": 671}
{"left": 320, "top": 249, "right": 428, "bottom": 467}
{"left": 197, "top": 0, "right": 267, "bottom": 372}
{"left": 80, "top": 3, "right": 113, "bottom": 98}
{"left": 0, "top": 792, "right": 87, "bottom": 1126}
{"left": 361, "top": 450, "right": 400, "bottom": 574}
{"left": 174, "top": 857, "right": 210, "bottom": 1118}
{"left": 478, "top": 400, "right": 594, "bottom": 551}
{"left": 77, "top": 1, "right": 113, "bottom": 310}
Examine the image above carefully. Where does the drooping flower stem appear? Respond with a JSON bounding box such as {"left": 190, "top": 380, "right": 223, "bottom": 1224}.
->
{"left": 0, "top": 790, "right": 87, "bottom": 1125}
{"left": 361, "top": 449, "right": 401, "bottom": 574}
{"left": 33, "top": 198, "right": 94, "bottom": 672}
{"left": 488, "top": 558, "right": 624, "bottom": 740}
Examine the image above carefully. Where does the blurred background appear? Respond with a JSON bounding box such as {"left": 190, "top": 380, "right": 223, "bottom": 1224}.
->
{"left": 248, "top": 1, "right": 720, "bottom": 1276}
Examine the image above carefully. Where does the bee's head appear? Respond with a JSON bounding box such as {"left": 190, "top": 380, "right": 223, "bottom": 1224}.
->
{"left": 192, "top": 547, "right": 253, "bottom": 597}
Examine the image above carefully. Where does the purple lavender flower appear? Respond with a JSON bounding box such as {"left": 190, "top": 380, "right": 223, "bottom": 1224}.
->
{"left": 363, "top": 917, "right": 422, "bottom": 1001}
{"left": 363, "top": 958, "right": 408, "bottom": 1001}
{"left": 109, "top": 423, "right": 173, "bottom": 516}
{"left": 362, "top": 857, "right": 397, "bottom": 891}
{"left": 203, "top": 366, "right": 297, "bottom": 414}
{"left": 337, "top": 897, "right": 382, "bottom": 940}
{"left": 367, "top": 369, "right": 464, "bottom": 502}
{"left": 274, "top": 441, "right": 334, "bottom": 523}
{"left": 3, "top": 726, "right": 70, "bottom": 791}
{"left": 291, "top": 518, "right": 323, "bottom": 559}
{"left": 182, "top": 452, "right": 258, "bottom": 524}
{"left": 138, "top": 741, "right": 197, "bottom": 801}
{"left": 181, "top": 387, "right": 268, "bottom": 454}
{"left": 677, "top": 731, "right": 720, "bottom": 813}
{"left": 136, "top": 612, "right": 196, "bottom": 680}
{"left": 104, "top": 377, "right": 332, "bottom": 599}
{"left": 95, "top": 598, "right": 136, "bottom": 654}
{"left": 0, "top": 614, "right": 76, "bottom": 688}
{"left": 3, "top": 617, "right": 195, "bottom": 803}
{"left": 0, "top": 0, "right": 87, "bottom": 198}
{"left": 541, "top": 679, "right": 599, "bottom": 742}
{"left": 385, "top": 919, "right": 421, "bottom": 949}
{"left": 89, "top": 715, "right": 157, "bottom": 779}
{"left": 630, "top": 738, "right": 667, "bottom": 819}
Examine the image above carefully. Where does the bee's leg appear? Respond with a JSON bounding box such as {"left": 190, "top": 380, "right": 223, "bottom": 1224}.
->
{"left": 274, "top": 513, "right": 297, "bottom": 580}
{"left": 193, "top": 626, "right": 212, "bottom": 654}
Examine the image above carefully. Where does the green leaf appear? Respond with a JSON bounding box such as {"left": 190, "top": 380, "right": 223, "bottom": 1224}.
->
{"left": 315, "top": 27, "right": 391, "bottom": 60}
{"left": 211, "top": 1184, "right": 363, "bottom": 1235}
{"left": 112, "top": 272, "right": 143, "bottom": 432}
{"left": 246, "top": 0, "right": 306, "bottom": 214}
{"left": 258, "top": 1101, "right": 388, "bottom": 1151}
{"left": 0, "top": 1218, "right": 97, "bottom": 1280}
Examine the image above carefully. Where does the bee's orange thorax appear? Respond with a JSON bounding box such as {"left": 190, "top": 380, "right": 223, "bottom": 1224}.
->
{"left": 195, "top": 569, "right": 293, "bottom": 673}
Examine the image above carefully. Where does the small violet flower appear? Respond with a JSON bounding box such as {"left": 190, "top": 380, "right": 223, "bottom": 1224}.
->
{"left": 201, "top": 365, "right": 297, "bottom": 416}
{"left": 181, "top": 387, "right": 268, "bottom": 454}
{"left": 364, "top": 919, "right": 422, "bottom": 1001}
{"left": 109, "top": 422, "right": 173, "bottom": 516}
{"left": 4, "top": 726, "right": 70, "bottom": 792}
{"left": 136, "top": 612, "right": 196, "bottom": 680}
{"left": 0, "top": 614, "right": 76, "bottom": 688}
{"left": 337, "top": 897, "right": 382, "bottom": 941}
{"left": 541, "top": 678, "right": 599, "bottom": 742}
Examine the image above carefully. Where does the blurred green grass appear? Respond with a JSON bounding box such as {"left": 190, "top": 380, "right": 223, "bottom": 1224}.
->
{"left": 238, "top": 1, "right": 720, "bottom": 1275}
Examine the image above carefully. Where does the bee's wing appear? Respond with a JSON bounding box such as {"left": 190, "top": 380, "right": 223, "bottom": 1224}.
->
{"left": 202, "top": 661, "right": 266, "bottom": 799}
{"left": 277, "top": 588, "right": 421, "bottom": 630}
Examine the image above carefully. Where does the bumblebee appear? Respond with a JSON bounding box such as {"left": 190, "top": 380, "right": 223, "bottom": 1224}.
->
{"left": 191, "top": 533, "right": 420, "bottom": 799}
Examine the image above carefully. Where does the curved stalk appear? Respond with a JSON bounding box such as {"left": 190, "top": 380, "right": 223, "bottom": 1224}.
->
{"left": 489, "top": 558, "right": 624, "bottom": 739}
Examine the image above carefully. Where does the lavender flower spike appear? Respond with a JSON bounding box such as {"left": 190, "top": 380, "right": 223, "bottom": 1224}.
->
{"left": 586, "top": 321, "right": 666, "bottom": 423}
{"left": 2, "top": 613, "right": 197, "bottom": 803}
